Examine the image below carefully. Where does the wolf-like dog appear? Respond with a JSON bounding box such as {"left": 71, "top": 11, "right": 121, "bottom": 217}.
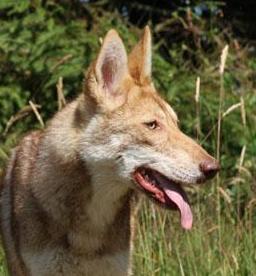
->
{"left": 0, "top": 27, "right": 219, "bottom": 276}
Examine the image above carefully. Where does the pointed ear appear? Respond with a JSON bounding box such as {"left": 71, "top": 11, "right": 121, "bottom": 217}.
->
{"left": 86, "top": 29, "right": 129, "bottom": 109}
{"left": 128, "top": 26, "right": 152, "bottom": 85}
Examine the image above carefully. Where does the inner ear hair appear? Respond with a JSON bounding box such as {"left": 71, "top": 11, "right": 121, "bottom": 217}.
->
{"left": 95, "top": 30, "right": 128, "bottom": 94}
{"left": 85, "top": 29, "right": 130, "bottom": 110}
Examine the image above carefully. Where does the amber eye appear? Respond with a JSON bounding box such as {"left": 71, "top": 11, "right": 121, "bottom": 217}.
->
{"left": 144, "top": 120, "right": 159, "bottom": 130}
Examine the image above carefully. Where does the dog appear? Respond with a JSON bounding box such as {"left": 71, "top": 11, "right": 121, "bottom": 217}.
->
{"left": 0, "top": 26, "right": 219, "bottom": 276}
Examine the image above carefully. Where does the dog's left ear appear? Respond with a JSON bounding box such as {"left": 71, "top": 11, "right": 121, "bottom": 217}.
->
{"left": 128, "top": 26, "right": 152, "bottom": 85}
{"left": 86, "top": 29, "right": 129, "bottom": 110}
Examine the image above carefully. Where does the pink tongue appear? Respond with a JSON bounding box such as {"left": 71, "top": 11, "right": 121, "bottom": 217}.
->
{"left": 163, "top": 187, "right": 193, "bottom": 230}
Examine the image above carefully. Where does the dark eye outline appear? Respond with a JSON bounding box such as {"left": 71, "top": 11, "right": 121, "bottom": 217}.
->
{"left": 143, "top": 120, "right": 160, "bottom": 130}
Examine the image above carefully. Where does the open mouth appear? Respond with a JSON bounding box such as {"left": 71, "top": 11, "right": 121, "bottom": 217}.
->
{"left": 133, "top": 167, "right": 193, "bottom": 230}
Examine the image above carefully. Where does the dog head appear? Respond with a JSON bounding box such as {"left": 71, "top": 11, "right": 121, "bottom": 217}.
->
{"left": 80, "top": 27, "right": 219, "bottom": 229}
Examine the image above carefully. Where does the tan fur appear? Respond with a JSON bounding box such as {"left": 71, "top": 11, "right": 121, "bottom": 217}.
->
{"left": 0, "top": 27, "right": 218, "bottom": 275}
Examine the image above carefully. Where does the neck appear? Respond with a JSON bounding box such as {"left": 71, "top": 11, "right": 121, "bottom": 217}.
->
{"left": 86, "top": 163, "right": 131, "bottom": 227}
{"left": 67, "top": 164, "right": 134, "bottom": 256}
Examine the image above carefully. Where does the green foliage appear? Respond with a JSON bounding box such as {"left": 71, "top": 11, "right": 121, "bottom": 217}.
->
{"left": 0, "top": 1, "right": 94, "bottom": 134}
{"left": 0, "top": 1, "right": 255, "bottom": 275}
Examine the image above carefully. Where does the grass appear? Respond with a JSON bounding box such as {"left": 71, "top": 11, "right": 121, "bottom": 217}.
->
{"left": 133, "top": 194, "right": 256, "bottom": 276}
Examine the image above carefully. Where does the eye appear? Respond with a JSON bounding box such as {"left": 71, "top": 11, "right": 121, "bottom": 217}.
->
{"left": 144, "top": 120, "right": 159, "bottom": 130}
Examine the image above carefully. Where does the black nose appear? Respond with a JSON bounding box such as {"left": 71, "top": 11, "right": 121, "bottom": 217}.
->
{"left": 200, "top": 160, "right": 220, "bottom": 179}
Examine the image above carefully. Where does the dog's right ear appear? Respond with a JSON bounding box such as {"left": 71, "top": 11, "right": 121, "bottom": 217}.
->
{"left": 128, "top": 26, "right": 152, "bottom": 85}
{"left": 86, "top": 29, "right": 129, "bottom": 110}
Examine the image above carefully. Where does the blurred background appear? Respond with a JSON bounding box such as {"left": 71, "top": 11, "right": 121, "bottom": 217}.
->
{"left": 0, "top": 0, "right": 255, "bottom": 275}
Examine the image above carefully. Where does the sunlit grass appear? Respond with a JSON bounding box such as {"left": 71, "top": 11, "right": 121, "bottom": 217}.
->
{"left": 133, "top": 187, "right": 256, "bottom": 276}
